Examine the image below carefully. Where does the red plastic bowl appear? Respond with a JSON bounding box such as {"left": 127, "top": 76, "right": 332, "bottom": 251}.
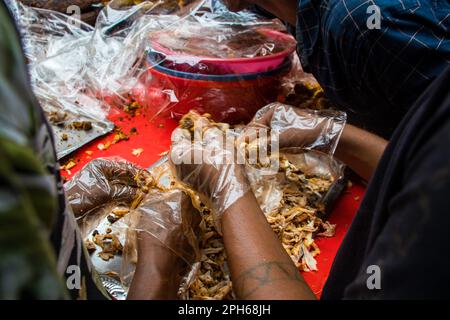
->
{"left": 150, "top": 28, "right": 297, "bottom": 75}
{"left": 141, "top": 56, "right": 293, "bottom": 124}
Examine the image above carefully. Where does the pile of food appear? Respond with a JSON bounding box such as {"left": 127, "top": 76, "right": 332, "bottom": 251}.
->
{"left": 178, "top": 199, "right": 233, "bottom": 300}
{"left": 266, "top": 156, "right": 336, "bottom": 271}
{"left": 284, "top": 81, "right": 335, "bottom": 111}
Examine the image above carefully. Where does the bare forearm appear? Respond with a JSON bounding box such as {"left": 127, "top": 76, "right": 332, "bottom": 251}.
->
{"left": 335, "top": 124, "right": 388, "bottom": 181}
{"left": 221, "top": 192, "right": 316, "bottom": 300}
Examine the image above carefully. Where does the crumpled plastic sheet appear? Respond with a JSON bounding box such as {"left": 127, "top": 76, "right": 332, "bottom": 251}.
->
{"left": 6, "top": 0, "right": 207, "bottom": 158}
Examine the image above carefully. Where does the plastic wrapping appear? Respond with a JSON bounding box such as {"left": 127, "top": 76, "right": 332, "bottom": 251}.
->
{"left": 65, "top": 158, "right": 201, "bottom": 299}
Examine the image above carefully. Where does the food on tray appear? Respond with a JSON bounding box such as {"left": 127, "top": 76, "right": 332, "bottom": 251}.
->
{"left": 84, "top": 239, "right": 97, "bottom": 253}
{"left": 48, "top": 111, "right": 68, "bottom": 126}
{"left": 69, "top": 121, "right": 93, "bottom": 131}
{"left": 77, "top": 110, "right": 340, "bottom": 300}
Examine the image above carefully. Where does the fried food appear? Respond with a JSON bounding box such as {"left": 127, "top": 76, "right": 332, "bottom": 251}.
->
{"left": 176, "top": 111, "right": 337, "bottom": 299}
{"left": 84, "top": 239, "right": 97, "bottom": 254}
{"left": 69, "top": 121, "right": 93, "bottom": 131}
{"left": 285, "top": 82, "right": 334, "bottom": 110}
{"left": 93, "top": 232, "right": 123, "bottom": 261}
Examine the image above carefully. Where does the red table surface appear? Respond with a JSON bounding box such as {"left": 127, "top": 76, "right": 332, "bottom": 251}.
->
{"left": 61, "top": 109, "right": 365, "bottom": 299}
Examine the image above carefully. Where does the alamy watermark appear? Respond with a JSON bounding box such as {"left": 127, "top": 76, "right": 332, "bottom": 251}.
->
{"left": 66, "top": 265, "right": 81, "bottom": 290}
{"left": 366, "top": 264, "right": 382, "bottom": 290}
{"left": 367, "top": 5, "right": 382, "bottom": 30}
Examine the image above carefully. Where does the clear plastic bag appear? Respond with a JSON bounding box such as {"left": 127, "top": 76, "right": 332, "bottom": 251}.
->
{"left": 9, "top": 0, "right": 306, "bottom": 156}
{"left": 7, "top": 0, "right": 207, "bottom": 158}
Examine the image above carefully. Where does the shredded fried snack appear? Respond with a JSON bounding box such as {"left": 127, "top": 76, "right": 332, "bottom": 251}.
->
{"left": 176, "top": 111, "right": 337, "bottom": 299}
{"left": 61, "top": 159, "right": 77, "bottom": 173}
{"left": 84, "top": 239, "right": 96, "bottom": 254}
{"left": 93, "top": 232, "right": 123, "bottom": 261}
{"left": 132, "top": 148, "right": 144, "bottom": 157}
{"left": 179, "top": 196, "right": 233, "bottom": 300}
{"left": 285, "top": 82, "right": 335, "bottom": 110}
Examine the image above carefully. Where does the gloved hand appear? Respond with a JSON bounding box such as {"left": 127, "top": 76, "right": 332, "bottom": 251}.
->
{"left": 65, "top": 158, "right": 152, "bottom": 218}
{"left": 243, "top": 103, "right": 347, "bottom": 154}
{"left": 222, "top": 0, "right": 252, "bottom": 12}
{"left": 169, "top": 112, "right": 250, "bottom": 234}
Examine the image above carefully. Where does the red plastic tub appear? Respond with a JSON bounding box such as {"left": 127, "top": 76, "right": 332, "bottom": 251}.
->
{"left": 141, "top": 55, "right": 293, "bottom": 124}
{"left": 150, "top": 27, "right": 297, "bottom": 75}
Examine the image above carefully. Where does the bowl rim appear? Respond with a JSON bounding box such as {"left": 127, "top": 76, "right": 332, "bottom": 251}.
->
{"left": 149, "top": 27, "right": 297, "bottom": 65}
{"left": 147, "top": 52, "right": 293, "bottom": 82}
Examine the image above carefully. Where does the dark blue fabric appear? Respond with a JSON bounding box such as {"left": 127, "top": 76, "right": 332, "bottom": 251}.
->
{"left": 322, "top": 66, "right": 450, "bottom": 299}
{"left": 296, "top": 0, "right": 450, "bottom": 138}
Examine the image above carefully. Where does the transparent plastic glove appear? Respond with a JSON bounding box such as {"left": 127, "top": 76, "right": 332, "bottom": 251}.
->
{"left": 244, "top": 103, "right": 347, "bottom": 154}
{"left": 65, "top": 158, "right": 152, "bottom": 218}
{"left": 169, "top": 112, "right": 250, "bottom": 234}
{"left": 222, "top": 0, "right": 252, "bottom": 12}
{"left": 134, "top": 189, "right": 201, "bottom": 265}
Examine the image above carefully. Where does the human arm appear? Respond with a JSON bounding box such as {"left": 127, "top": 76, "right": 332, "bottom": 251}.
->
{"left": 0, "top": 3, "right": 67, "bottom": 299}
{"left": 127, "top": 231, "right": 185, "bottom": 300}
{"left": 223, "top": 0, "right": 298, "bottom": 25}
{"left": 222, "top": 191, "right": 316, "bottom": 299}
{"left": 334, "top": 124, "right": 387, "bottom": 181}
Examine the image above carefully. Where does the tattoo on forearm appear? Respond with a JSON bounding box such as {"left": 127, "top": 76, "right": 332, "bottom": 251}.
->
{"left": 233, "top": 261, "right": 306, "bottom": 299}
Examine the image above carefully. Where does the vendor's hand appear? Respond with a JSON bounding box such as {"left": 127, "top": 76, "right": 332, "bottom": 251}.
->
{"left": 65, "top": 158, "right": 151, "bottom": 218}
{"left": 169, "top": 114, "right": 250, "bottom": 233}
{"left": 222, "top": 0, "right": 253, "bottom": 12}
{"left": 244, "top": 103, "right": 346, "bottom": 154}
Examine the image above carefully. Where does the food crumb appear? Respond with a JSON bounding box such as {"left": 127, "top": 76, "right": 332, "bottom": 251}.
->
{"left": 62, "top": 159, "right": 77, "bottom": 171}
